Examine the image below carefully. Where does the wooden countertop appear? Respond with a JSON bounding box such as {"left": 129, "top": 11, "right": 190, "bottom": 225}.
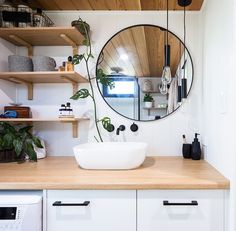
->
{"left": 0, "top": 157, "right": 229, "bottom": 190}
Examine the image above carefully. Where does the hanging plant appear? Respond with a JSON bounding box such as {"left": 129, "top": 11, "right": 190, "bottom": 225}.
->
{"left": 70, "top": 17, "right": 114, "bottom": 142}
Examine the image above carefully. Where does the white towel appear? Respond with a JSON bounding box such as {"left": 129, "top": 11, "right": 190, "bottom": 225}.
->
{"left": 167, "top": 78, "right": 178, "bottom": 114}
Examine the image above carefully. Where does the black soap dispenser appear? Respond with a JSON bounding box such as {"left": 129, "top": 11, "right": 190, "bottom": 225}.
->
{"left": 191, "top": 133, "right": 201, "bottom": 160}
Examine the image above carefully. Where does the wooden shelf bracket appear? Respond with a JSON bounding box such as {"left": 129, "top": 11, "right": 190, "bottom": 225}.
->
{"left": 61, "top": 76, "right": 78, "bottom": 95}
{"left": 9, "top": 35, "right": 33, "bottom": 57}
{"left": 9, "top": 77, "right": 33, "bottom": 100}
{"left": 72, "top": 121, "right": 78, "bottom": 138}
{"left": 60, "top": 119, "right": 78, "bottom": 138}
{"left": 60, "top": 33, "right": 78, "bottom": 56}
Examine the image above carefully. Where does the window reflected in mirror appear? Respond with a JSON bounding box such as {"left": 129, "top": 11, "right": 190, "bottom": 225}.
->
{"left": 96, "top": 25, "right": 193, "bottom": 121}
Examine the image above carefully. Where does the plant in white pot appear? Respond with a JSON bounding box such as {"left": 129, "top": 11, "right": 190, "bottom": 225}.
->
{"left": 143, "top": 93, "right": 154, "bottom": 109}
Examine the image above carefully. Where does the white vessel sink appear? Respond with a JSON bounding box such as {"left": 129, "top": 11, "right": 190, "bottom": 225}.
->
{"left": 73, "top": 142, "right": 148, "bottom": 170}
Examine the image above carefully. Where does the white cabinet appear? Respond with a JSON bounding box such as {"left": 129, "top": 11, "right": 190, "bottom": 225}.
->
{"left": 137, "top": 190, "right": 225, "bottom": 231}
{"left": 46, "top": 190, "right": 136, "bottom": 231}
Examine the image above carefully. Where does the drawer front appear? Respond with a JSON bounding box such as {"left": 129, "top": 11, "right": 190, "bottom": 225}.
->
{"left": 47, "top": 190, "right": 136, "bottom": 231}
{"left": 137, "top": 190, "right": 225, "bottom": 231}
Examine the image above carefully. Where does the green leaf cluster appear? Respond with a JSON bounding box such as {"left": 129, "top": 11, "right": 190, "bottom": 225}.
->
{"left": 100, "top": 117, "right": 115, "bottom": 132}
{"left": 143, "top": 93, "right": 154, "bottom": 102}
{"left": 96, "top": 69, "right": 115, "bottom": 89}
{"left": 70, "top": 89, "right": 91, "bottom": 100}
{"left": 0, "top": 122, "right": 43, "bottom": 162}
{"left": 72, "top": 54, "right": 84, "bottom": 65}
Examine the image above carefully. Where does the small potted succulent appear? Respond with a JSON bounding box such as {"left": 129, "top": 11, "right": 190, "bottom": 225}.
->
{"left": 143, "top": 93, "right": 154, "bottom": 109}
{"left": 0, "top": 122, "right": 43, "bottom": 163}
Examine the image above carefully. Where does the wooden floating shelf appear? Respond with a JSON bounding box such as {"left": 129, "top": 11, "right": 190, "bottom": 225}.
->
{"left": 0, "top": 71, "right": 88, "bottom": 100}
{"left": 0, "top": 118, "right": 87, "bottom": 122}
{"left": 142, "top": 91, "right": 161, "bottom": 94}
{"left": 0, "top": 117, "right": 90, "bottom": 138}
{"left": 0, "top": 27, "right": 84, "bottom": 56}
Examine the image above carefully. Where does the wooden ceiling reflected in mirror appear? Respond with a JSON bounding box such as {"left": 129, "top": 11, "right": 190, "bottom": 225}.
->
{"left": 8, "top": 0, "right": 204, "bottom": 11}
{"left": 96, "top": 24, "right": 194, "bottom": 121}
{"left": 98, "top": 25, "right": 185, "bottom": 77}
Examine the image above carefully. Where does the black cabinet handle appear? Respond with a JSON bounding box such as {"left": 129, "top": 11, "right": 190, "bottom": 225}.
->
{"left": 163, "top": 200, "right": 198, "bottom": 206}
{"left": 52, "top": 201, "right": 90, "bottom": 206}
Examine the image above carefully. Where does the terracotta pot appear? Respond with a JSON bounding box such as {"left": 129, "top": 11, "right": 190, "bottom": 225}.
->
{"left": 0, "top": 149, "right": 25, "bottom": 163}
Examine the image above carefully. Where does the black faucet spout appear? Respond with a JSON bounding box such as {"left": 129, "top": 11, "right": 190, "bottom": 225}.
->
{"left": 116, "top": 125, "right": 125, "bottom": 135}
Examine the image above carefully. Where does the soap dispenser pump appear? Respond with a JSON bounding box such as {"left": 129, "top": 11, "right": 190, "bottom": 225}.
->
{"left": 191, "top": 133, "right": 201, "bottom": 160}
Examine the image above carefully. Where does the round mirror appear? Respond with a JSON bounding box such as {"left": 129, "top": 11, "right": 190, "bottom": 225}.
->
{"left": 96, "top": 24, "right": 194, "bottom": 121}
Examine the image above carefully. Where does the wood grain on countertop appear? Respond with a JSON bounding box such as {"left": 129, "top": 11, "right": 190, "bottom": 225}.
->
{"left": 0, "top": 157, "right": 230, "bottom": 190}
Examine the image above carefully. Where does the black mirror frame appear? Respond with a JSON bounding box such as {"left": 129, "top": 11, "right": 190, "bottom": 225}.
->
{"left": 95, "top": 24, "right": 194, "bottom": 122}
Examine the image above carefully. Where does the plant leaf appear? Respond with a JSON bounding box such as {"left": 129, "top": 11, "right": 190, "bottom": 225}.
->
{"left": 72, "top": 54, "right": 84, "bottom": 65}
{"left": 13, "top": 138, "right": 23, "bottom": 157}
{"left": 70, "top": 89, "right": 90, "bottom": 100}
{"left": 19, "top": 126, "right": 33, "bottom": 134}
{"left": 25, "top": 142, "right": 37, "bottom": 162}
{"left": 3, "top": 133, "right": 14, "bottom": 149}
{"left": 0, "top": 122, "right": 16, "bottom": 133}
{"left": 32, "top": 137, "right": 43, "bottom": 148}
{"left": 106, "top": 123, "right": 115, "bottom": 132}
{"left": 82, "top": 39, "right": 90, "bottom": 46}
{"left": 100, "top": 117, "right": 114, "bottom": 132}
{"left": 96, "top": 68, "right": 115, "bottom": 89}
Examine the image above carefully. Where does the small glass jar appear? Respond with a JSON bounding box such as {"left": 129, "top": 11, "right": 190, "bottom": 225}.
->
{"left": 17, "top": 4, "right": 33, "bottom": 27}
{"left": 1, "top": 4, "right": 16, "bottom": 28}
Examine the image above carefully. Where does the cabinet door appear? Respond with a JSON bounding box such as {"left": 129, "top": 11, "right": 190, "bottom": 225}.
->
{"left": 137, "top": 190, "right": 225, "bottom": 231}
{"left": 47, "top": 190, "right": 136, "bottom": 231}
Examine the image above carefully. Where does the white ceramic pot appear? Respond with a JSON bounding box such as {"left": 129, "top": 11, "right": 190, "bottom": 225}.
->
{"left": 144, "top": 102, "right": 153, "bottom": 108}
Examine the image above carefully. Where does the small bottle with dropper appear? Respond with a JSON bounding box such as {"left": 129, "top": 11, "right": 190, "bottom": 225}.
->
{"left": 65, "top": 56, "right": 74, "bottom": 71}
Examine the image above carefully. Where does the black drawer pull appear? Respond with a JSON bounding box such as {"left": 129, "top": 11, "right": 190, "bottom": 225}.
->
{"left": 52, "top": 201, "right": 90, "bottom": 206}
{"left": 163, "top": 200, "right": 198, "bottom": 206}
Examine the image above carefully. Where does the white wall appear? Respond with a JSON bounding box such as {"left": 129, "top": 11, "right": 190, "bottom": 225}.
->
{"left": 0, "top": 38, "right": 16, "bottom": 110}
{"left": 201, "top": 0, "right": 236, "bottom": 230}
{"left": 0, "top": 11, "right": 202, "bottom": 156}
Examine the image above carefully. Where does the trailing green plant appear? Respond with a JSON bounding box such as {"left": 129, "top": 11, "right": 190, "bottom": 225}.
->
{"left": 143, "top": 93, "right": 154, "bottom": 102}
{"left": 70, "top": 17, "right": 114, "bottom": 142}
{"left": 0, "top": 122, "right": 43, "bottom": 162}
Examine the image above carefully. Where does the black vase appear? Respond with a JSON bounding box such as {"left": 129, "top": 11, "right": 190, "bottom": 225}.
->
{"left": 182, "top": 144, "right": 192, "bottom": 159}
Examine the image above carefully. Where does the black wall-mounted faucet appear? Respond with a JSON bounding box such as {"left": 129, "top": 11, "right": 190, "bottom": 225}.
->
{"left": 116, "top": 125, "right": 125, "bottom": 135}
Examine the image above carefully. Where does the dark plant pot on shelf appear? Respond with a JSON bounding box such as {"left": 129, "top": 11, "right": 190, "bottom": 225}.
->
{"left": 71, "top": 20, "right": 90, "bottom": 36}
{"left": 0, "top": 149, "right": 25, "bottom": 163}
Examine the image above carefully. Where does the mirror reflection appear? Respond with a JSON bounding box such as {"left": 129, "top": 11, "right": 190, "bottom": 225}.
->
{"left": 96, "top": 25, "right": 193, "bottom": 121}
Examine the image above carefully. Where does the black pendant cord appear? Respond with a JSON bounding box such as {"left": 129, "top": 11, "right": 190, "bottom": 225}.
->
{"left": 165, "top": 0, "right": 169, "bottom": 67}
{"left": 177, "top": 41, "right": 182, "bottom": 103}
{"left": 183, "top": 4, "right": 186, "bottom": 79}
{"left": 179, "top": 41, "right": 182, "bottom": 84}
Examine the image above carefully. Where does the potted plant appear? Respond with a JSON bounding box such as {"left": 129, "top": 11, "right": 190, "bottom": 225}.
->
{"left": 143, "top": 93, "right": 154, "bottom": 108}
{"left": 0, "top": 122, "right": 43, "bottom": 163}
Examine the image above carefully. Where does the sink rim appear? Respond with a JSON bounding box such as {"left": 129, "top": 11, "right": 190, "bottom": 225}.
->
{"left": 73, "top": 141, "right": 148, "bottom": 151}
{"left": 73, "top": 142, "right": 148, "bottom": 170}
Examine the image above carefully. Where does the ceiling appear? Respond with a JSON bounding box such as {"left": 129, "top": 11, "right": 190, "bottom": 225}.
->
{"left": 9, "top": 0, "right": 204, "bottom": 11}
{"left": 98, "top": 26, "right": 184, "bottom": 78}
